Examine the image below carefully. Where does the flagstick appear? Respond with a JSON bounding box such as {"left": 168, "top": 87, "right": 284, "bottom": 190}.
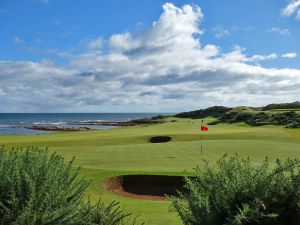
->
{"left": 201, "top": 134, "right": 203, "bottom": 155}
{"left": 201, "top": 119, "right": 203, "bottom": 155}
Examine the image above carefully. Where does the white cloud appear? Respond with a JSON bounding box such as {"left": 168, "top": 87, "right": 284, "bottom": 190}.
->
{"left": 0, "top": 88, "right": 6, "bottom": 97}
{"left": 221, "top": 46, "right": 277, "bottom": 62}
{"left": 297, "top": 9, "right": 300, "bottom": 19}
{"left": 212, "top": 26, "right": 231, "bottom": 39}
{"left": 250, "top": 53, "right": 277, "bottom": 61}
{"left": 282, "top": 52, "right": 297, "bottom": 58}
{"left": 267, "top": 27, "right": 291, "bottom": 36}
{"left": 37, "top": 0, "right": 51, "bottom": 4}
{"left": 1, "top": 3, "right": 300, "bottom": 112}
{"left": 87, "top": 37, "right": 103, "bottom": 51}
{"left": 282, "top": 0, "right": 300, "bottom": 20}
{"left": 13, "top": 36, "right": 25, "bottom": 45}
{"left": 109, "top": 33, "right": 140, "bottom": 51}
{"left": 109, "top": 3, "right": 203, "bottom": 52}
{"left": 201, "top": 44, "right": 220, "bottom": 58}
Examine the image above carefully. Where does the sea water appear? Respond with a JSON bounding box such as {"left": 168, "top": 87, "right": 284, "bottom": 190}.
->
{"left": 0, "top": 113, "right": 169, "bottom": 134}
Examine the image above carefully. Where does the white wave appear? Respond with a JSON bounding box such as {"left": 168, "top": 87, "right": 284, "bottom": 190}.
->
{"left": 33, "top": 121, "right": 66, "bottom": 125}
{"left": 78, "top": 120, "right": 104, "bottom": 123}
{"left": 50, "top": 122, "right": 66, "bottom": 125}
{"left": 33, "top": 121, "right": 47, "bottom": 125}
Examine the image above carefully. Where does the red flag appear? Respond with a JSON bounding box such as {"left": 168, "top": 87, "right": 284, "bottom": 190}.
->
{"left": 200, "top": 125, "right": 208, "bottom": 131}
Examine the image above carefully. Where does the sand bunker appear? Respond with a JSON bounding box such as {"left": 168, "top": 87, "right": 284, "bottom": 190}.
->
{"left": 103, "top": 175, "right": 187, "bottom": 200}
{"left": 149, "top": 136, "right": 172, "bottom": 143}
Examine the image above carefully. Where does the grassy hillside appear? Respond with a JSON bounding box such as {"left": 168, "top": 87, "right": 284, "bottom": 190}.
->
{"left": 1, "top": 118, "right": 300, "bottom": 224}
{"left": 262, "top": 101, "right": 300, "bottom": 111}
{"left": 175, "top": 102, "right": 300, "bottom": 128}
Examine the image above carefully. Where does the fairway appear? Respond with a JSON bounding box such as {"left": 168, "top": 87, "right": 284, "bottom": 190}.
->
{"left": 1, "top": 118, "right": 300, "bottom": 224}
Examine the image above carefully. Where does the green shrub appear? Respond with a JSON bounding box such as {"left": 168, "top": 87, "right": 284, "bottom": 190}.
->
{"left": 171, "top": 155, "right": 300, "bottom": 225}
{"left": 219, "top": 110, "right": 300, "bottom": 128}
{"left": 262, "top": 101, "right": 300, "bottom": 111}
{"left": 0, "top": 146, "right": 134, "bottom": 225}
{"left": 207, "top": 120, "right": 221, "bottom": 125}
{"left": 175, "top": 106, "right": 232, "bottom": 119}
{"left": 80, "top": 200, "right": 134, "bottom": 225}
{"left": 286, "top": 119, "right": 300, "bottom": 128}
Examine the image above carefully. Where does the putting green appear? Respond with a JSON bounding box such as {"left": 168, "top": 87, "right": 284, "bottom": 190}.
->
{"left": 1, "top": 117, "right": 300, "bottom": 225}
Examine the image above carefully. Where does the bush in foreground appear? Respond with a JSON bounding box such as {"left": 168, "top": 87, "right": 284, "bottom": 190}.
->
{"left": 0, "top": 146, "right": 134, "bottom": 225}
{"left": 171, "top": 155, "right": 300, "bottom": 225}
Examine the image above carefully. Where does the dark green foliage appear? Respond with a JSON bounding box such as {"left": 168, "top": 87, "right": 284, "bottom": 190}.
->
{"left": 272, "top": 111, "right": 300, "bottom": 127}
{"left": 174, "top": 102, "right": 300, "bottom": 128}
{"left": 175, "top": 106, "right": 232, "bottom": 119}
{"left": 130, "top": 118, "right": 164, "bottom": 125}
{"left": 262, "top": 101, "right": 300, "bottom": 111}
{"left": 219, "top": 110, "right": 300, "bottom": 128}
{"left": 80, "top": 200, "right": 134, "bottom": 225}
{"left": 171, "top": 155, "right": 300, "bottom": 225}
{"left": 219, "top": 111, "right": 272, "bottom": 126}
{"left": 207, "top": 120, "right": 221, "bottom": 125}
{"left": 151, "top": 115, "right": 167, "bottom": 120}
{"left": 286, "top": 119, "right": 300, "bottom": 128}
{"left": 0, "top": 146, "right": 135, "bottom": 225}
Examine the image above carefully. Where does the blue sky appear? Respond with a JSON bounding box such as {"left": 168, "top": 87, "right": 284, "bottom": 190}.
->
{"left": 0, "top": 0, "right": 300, "bottom": 112}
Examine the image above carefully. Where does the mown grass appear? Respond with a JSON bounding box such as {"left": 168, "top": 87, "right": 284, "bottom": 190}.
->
{"left": 1, "top": 117, "right": 300, "bottom": 224}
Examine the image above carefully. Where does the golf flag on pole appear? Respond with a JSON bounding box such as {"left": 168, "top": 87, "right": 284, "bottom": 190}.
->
{"left": 200, "top": 125, "right": 208, "bottom": 131}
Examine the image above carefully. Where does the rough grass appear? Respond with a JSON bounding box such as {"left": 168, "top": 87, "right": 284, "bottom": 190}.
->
{"left": 1, "top": 117, "right": 300, "bottom": 224}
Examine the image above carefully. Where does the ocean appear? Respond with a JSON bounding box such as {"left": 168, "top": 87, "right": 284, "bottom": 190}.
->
{"left": 0, "top": 113, "right": 169, "bottom": 135}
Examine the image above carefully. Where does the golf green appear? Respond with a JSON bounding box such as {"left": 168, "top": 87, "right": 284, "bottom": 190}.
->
{"left": 1, "top": 117, "right": 300, "bottom": 224}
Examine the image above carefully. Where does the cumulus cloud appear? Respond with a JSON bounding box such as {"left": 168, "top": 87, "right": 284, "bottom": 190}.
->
{"left": 109, "top": 33, "right": 140, "bottom": 51}
{"left": 221, "top": 46, "right": 277, "bottom": 62}
{"left": 282, "top": 0, "right": 300, "bottom": 20}
{"left": 109, "top": 3, "right": 203, "bottom": 52}
{"left": 1, "top": 3, "right": 300, "bottom": 112}
{"left": 282, "top": 52, "right": 297, "bottom": 58}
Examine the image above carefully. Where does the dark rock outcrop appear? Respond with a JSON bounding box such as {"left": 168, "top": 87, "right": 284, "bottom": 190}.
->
{"left": 68, "top": 118, "right": 164, "bottom": 127}
{"left": 25, "top": 126, "right": 92, "bottom": 132}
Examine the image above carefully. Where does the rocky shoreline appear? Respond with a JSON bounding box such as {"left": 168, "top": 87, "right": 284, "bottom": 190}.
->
{"left": 67, "top": 118, "right": 164, "bottom": 127}
{"left": 24, "top": 126, "right": 92, "bottom": 132}
{"left": 22, "top": 118, "right": 165, "bottom": 132}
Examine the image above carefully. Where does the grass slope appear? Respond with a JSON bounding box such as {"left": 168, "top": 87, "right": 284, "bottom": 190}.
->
{"left": 1, "top": 117, "right": 300, "bottom": 224}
